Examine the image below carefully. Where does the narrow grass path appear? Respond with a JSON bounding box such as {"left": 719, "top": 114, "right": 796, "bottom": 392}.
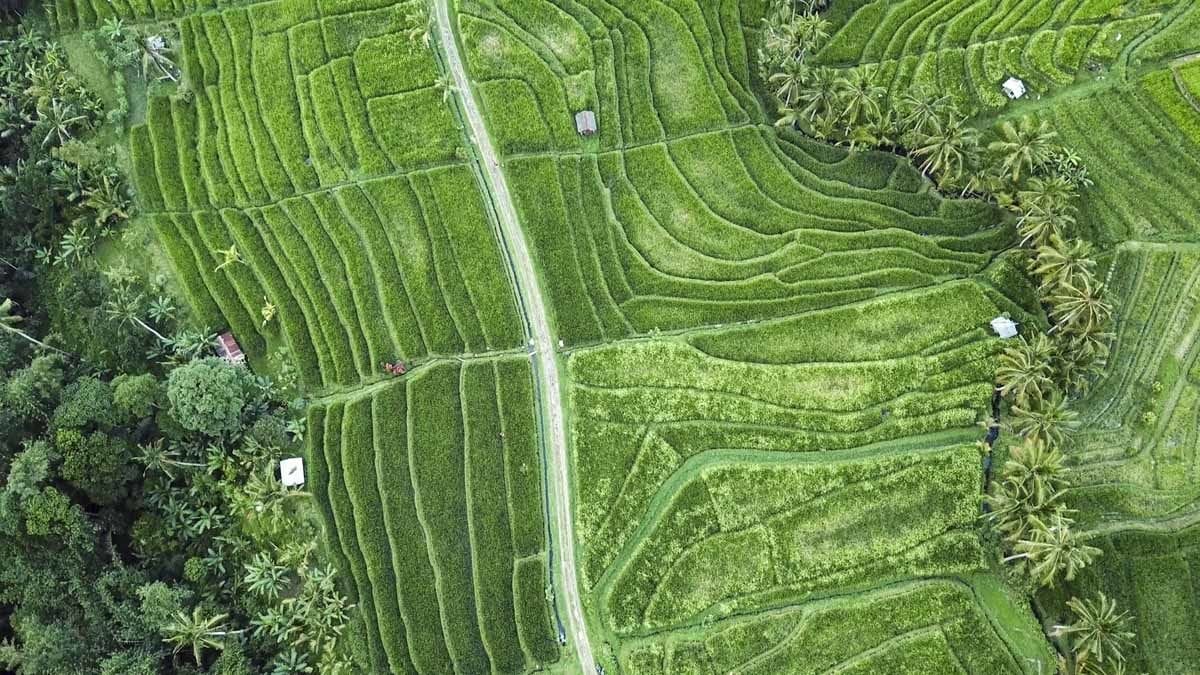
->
{"left": 432, "top": 1, "right": 597, "bottom": 672}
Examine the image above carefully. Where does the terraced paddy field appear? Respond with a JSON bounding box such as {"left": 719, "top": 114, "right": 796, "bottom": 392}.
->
{"left": 306, "top": 358, "right": 561, "bottom": 674}
{"left": 453, "top": 0, "right": 1055, "bottom": 671}
{"left": 816, "top": 0, "right": 1192, "bottom": 111}
{"left": 112, "top": 0, "right": 565, "bottom": 672}
{"left": 69, "top": 0, "right": 1200, "bottom": 670}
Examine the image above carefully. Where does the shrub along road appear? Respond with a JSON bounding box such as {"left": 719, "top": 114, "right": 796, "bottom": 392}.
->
{"left": 432, "top": 1, "right": 597, "bottom": 672}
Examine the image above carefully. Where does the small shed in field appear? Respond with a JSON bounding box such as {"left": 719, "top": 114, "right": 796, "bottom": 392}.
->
{"left": 575, "top": 110, "right": 597, "bottom": 136}
{"left": 991, "top": 316, "right": 1019, "bottom": 339}
{"left": 215, "top": 332, "right": 245, "bottom": 363}
{"left": 280, "top": 457, "right": 305, "bottom": 487}
{"left": 1002, "top": 77, "right": 1027, "bottom": 100}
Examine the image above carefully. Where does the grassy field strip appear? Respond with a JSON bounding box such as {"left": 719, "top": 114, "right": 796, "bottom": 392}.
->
{"left": 302, "top": 359, "right": 562, "bottom": 674}
{"left": 617, "top": 576, "right": 1047, "bottom": 673}
{"left": 586, "top": 432, "right": 979, "bottom": 594}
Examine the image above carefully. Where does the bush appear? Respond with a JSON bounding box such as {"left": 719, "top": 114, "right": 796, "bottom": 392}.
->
{"left": 52, "top": 376, "right": 116, "bottom": 430}
{"left": 166, "top": 357, "right": 256, "bottom": 437}
{"left": 56, "top": 430, "right": 134, "bottom": 505}
{"left": 112, "top": 373, "right": 161, "bottom": 421}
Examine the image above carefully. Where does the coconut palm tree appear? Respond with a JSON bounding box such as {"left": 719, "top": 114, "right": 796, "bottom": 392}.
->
{"left": 1017, "top": 201, "right": 1077, "bottom": 247}
{"left": 997, "top": 333, "right": 1056, "bottom": 408}
{"left": 769, "top": 57, "right": 811, "bottom": 107}
{"left": 1033, "top": 233, "right": 1095, "bottom": 290}
{"left": 1007, "top": 510, "right": 1100, "bottom": 587}
{"left": 1051, "top": 272, "right": 1113, "bottom": 336}
{"left": 988, "top": 438, "right": 1068, "bottom": 541}
{"left": 162, "top": 607, "right": 238, "bottom": 666}
{"left": 988, "top": 116, "right": 1059, "bottom": 184}
{"left": 1053, "top": 593, "right": 1135, "bottom": 667}
{"left": 1018, "top": 174, "right": 1077, "bottom": 214}
{"left": 1003, "top": 437, "right": 1068, "bottom": 505}
{"left": 212, "top": 245, "right": 243, "bottom": 272}
{"left": 910, "top": 112, "right": 980, "bottom": 183}
{"left": 837, "top": 67, "right": 885, "bottom": 132}
{"left": 795, "top": 66, "right": 842, "bottom": 123}
{"left": 1054, "top": 337, "right": 1108, "bottom": 397}
{"left": 896, "top": 87, "right": 953, "bottom": 140}
{"left": 0, "top": 297, "right": 68, "bottom": 354}
{"left": 40, "top": 98, "right": 86, "bottom": 147}
{"left": 1010, "top": 391, "right": 1080, "bottom": 448}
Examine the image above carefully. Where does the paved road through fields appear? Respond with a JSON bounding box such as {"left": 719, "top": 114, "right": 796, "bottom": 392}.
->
{"left": 432, "top": 2, "right": 598, "bottom": 673}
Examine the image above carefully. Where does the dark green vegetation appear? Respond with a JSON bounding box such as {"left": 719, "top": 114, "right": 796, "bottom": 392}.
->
{"left": 304, "top": 357, "right": 560, "bottom": 675}
{"left": 0, "top": 26, "right": 353, "bottom": 673}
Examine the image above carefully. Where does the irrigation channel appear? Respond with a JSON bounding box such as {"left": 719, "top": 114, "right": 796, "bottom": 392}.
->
{"left": 431, "top": 1, "right": 599, "bottom": 672}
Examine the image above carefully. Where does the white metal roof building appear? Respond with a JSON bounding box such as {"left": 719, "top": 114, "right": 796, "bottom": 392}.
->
{"left": 1002, "top": 77, "right": 1027, "bottom": 100}
{"left": 991, "top": 316, "right": 1019, "bottom": 339}
{"left": 575, "top": 110, "right": 597, "bottom": 136}
{"left": 280, "top": 457, "right": 305, "bottom": 487}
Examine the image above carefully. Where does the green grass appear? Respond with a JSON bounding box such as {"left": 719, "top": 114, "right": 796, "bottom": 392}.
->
{"left": 300, "top": 357, "right": 556, "bottom": 675}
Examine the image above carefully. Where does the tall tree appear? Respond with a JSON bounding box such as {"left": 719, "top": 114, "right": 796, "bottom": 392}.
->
{"left": 0, "top": 297, "right": 67, "bottom": 354}
{"left": 836, "top": 66, "right": 885, "bottom": 131}
{"left": 1034, "top": 233, "right": 1095, "bottom": 291}
{"left": 1010, "top": 391, "right": 1080, "bottom": 448}
{"left": 1008, "top": 511, "right": 1101, "bottom": 587}
{"left": 1053, "top": 593, "right": 1136, "bottom": 668}
{"left": 997, "top": 334, "right": 1056, "bottom": 408}
{"left": 988, "top": 116, "right": 1059, "bottom": 183}
{"left": 910, "top": 112, "right": 980, "bottom": 183}
{"left": 1050, "top": 272, "right": 1113, "bottom": 337}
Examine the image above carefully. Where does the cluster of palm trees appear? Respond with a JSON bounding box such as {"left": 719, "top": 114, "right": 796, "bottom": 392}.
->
{"left": 0, "top": 28, "right": 134, "bottom": 269}
{"left": 986, "top": 122, "right": 1114, "bottom": 595}
{"left": 988, "top": 437, "right": 1100, "bottom": 588}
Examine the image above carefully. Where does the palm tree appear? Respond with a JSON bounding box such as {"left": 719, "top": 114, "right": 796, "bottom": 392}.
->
{"left": 212, "top": 245, "right": 242, "bottom": 272}
{"left": 1033, "top": 233, "right": 1095, "bottom": 290}
{"left": 1018, "top": 174, "right": 1077, "bottom": 214}
{"left": 1003, "top": 437, "right": 1068, "bottom": 504}
{"left": 1010, "top": 391, "right": 1079, "bottom": 448}
{"left": 1054, "top": 336, "right": 1109, "bottom": 397}
{"left": 0, "top": 297, "right": 68, "bottom": 354}
{"left": 795, "top": 66, "right": 841, "bottom": 123}
{"left": 404, "top": 2, "right": 432, "bottom": 47}
{"left": 40, "top": 99, "right": 86, "bottom": 147}
{"left": 1017, "top": 201, "right": 1077, "bottom": 247}
{"left": 987, "top": 437, "right": 1068, "bottom": 541}
{"left": 774, "top": 105, "right": 802, "bottom": 130}
{"left": 769, "top": 57, "right": 811, "bottom": 107}
{"left": 1053, "top": 593, "right": 1135, "bottom": 667}
{"left": 988, "top": 116, "right": 1059, "bottom": 183}
{"left": 910, "top": 112, "right": 980, "bottom": 183}
{"left": 997, "top": 334, "right": 1055, "bottom": 407}
{"left": 1007, "top": 510, "right": 1100, "bottom": 587}
{"left": 897, "top": 87, "right": 953, "bottom": 140}
{"left": 837, "top": 67, "right": 885, "bottom": 132}
{"left": 1051, "top": 272, "right": 1112, "bottom": 336}
{"left": 162, "top": 607, "right": 238, "bottom": 666}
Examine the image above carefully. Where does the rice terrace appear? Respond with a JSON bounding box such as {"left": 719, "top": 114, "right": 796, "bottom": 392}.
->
{"left": 1, "top": 0, "right": 1199, "bottom": 672}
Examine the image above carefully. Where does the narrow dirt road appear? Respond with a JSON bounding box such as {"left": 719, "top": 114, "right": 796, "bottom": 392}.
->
{"left": 432, "top": 2, "right": 597, "bottom": 673}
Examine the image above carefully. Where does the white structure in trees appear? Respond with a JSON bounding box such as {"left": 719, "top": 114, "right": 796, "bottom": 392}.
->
{"left": 1002, "top": 77, "right": 1027, "bottom": 100}
{"left": 991, "top": 316, "right": 1019, "bottom": 339}
{"left": 280, "top": 457, "right": 306, "bottom": 487}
